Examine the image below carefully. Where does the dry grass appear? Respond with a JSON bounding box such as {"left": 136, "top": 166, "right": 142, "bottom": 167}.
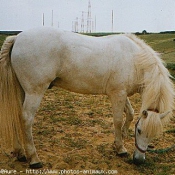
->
{"left": 0, "top": 88, "right": 174, "bottom": 174}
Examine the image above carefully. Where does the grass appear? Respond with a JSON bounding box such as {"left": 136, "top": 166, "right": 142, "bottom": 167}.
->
{"left": 138, "top": 33, "right": 175, "bottom": 77}
{"left": 34, "top": 88, "right": 174, "bottom": 174}
{"left": 0, "top": 34, "right": 7, "bottom": 48}
{"left": 139, "top": 33, "right": 175, "bottom": 63}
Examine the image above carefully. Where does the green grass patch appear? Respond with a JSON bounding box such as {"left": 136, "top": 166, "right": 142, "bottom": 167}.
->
{"left": 0, "top": 35, "right": 7, "bottom": 48}
{"left": 138, "top": 34, "right": 175, "bottom": 63}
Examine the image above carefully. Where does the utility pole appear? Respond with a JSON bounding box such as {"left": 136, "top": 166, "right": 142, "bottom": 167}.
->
{"left": 72, "top": 21, "right": 74, "bottom": 32}
{"left": 95, "top": 15, "right": 96, "bottom": 32}
{"left": 81, "top": 11, "right": 85, "bottom": 33}
{"left": 75, "top": 17, "right": 78, "bottom": 32}
{"left": 42, "top": 13, "right": 45, "bottom": 26}
{"left": 91, "top": 21, "right": 94, "bottom": 33}
{"left": 87, "top": 0, "right": 91, "bottom": 33}
{"left": 112, "top": 10, "right": 114, "bottom": 32}
{"left": 51, "top": 10, "right": 53, "bottom": 27}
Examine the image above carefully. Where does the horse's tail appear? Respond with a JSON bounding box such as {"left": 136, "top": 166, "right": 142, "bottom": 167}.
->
{"left": 0, "top": 36, "right": 24, "bottom": 151}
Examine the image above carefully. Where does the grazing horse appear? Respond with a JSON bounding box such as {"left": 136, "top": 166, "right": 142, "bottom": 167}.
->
{"left": 0, "top": 27, "right": 174, "bottom": 168}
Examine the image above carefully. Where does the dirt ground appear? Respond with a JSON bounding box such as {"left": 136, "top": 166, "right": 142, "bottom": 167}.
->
{"left": 0, "top": 88, "right": 175, "bottom": 175}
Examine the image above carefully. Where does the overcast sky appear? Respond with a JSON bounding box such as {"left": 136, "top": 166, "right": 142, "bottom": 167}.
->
{"left": 0, "top": 0, "right": 175, "bottom": 33}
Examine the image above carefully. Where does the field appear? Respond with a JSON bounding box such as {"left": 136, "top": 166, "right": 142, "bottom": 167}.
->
{"left": 0, "top": 33, "right": 175, "bottom": 175}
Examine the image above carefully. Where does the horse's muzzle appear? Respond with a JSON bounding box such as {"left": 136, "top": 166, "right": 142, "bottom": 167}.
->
{"left": 133, "top": 151, "right": 145, "bottom": 165}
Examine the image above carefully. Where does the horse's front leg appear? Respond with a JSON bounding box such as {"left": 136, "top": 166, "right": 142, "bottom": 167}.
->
{"left": 109, "top": 90, "right": 127, "bottom": 155}
{"left": 22, "top": 93, "right": 44, "bottom": 168}
{"left": 122, "top": 97, "right": 134, "bottom": 138}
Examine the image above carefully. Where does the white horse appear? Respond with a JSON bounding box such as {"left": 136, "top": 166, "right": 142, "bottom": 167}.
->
{"left": 0, "top": 27, "right": 174, "bottom": 168}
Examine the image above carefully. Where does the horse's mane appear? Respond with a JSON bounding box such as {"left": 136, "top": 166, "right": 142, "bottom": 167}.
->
{"left": 142, "top": 112, "right": 163, "bottom": 138}
{"left": 126, "top": 34, "right": 175, "bottom": 126}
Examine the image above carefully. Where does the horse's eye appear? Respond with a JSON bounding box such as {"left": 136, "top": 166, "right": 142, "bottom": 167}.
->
{"left": 137, "top": 129, "right": 141, "bottom": 134}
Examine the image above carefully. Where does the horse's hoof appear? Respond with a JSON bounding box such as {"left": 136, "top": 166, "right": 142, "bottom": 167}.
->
{"left": 18, "top": 156, "right": 27, "bottom": 162}
{"left": 29, "top": 162, "right": 43, "bottom": 169}
{"left": 118, "top": 152, "right": 128, "bottom": 157}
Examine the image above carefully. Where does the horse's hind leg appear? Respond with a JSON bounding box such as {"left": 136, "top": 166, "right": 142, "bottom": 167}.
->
{"left": 109, "top": 90, "right": 128, "bottom": 155}
{"left": 22, "top": 93, "right": 44, "bottom": 168}
{"left": 12, "top": 134, "right": 26, "bottom": 162}
{"left": 11, "top": 104, "right": 26, "bottom": 161}
{"left": 122, "top": 97, "right": 134, "bottom": 138}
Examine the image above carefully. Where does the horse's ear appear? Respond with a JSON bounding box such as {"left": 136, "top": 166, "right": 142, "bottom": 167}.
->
{"left": 160, "top": 111, "right": 170, "bottom": 120}
{"left": 142, "top": 110, "right": 148, "bottom": 118}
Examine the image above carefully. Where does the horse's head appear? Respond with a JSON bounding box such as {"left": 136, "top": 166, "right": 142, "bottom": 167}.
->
{"left": 133, "top": 110, "right": 170, "bottom": 165}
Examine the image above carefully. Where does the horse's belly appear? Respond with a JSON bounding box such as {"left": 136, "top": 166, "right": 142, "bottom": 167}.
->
{"left": 50, "top": 75, "right": 106, "bottom": 95}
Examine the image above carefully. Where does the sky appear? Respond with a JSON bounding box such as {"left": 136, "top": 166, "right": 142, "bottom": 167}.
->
{"left": 0, "top": 0, "right": 175, "bottom": 33}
